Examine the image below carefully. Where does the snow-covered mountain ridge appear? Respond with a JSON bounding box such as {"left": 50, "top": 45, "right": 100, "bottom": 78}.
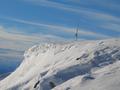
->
{"left": 0, "top": 39, "right": 120, "bottom": 90}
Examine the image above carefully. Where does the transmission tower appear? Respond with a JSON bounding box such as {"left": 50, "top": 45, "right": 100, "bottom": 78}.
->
{"left": 75, "top": 24, "right": 79, "bottom": 41}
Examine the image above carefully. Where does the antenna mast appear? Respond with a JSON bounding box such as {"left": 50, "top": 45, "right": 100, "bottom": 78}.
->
{"left": 75, "top": 24, "right": 79, "bottom": 41}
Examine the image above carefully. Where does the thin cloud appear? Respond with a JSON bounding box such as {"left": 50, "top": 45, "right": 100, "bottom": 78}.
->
{"left": 0, "top": 25, "right": 65, "bottom": 50}
{"left": 25, "top": 0, "right": 120, "bottom": 23}
{"left": 100, "top": 23, "right": 120, "bottom": 33}
{"left": 0, "top": 27, "right": 40, "bottom": 42}
{"left": 0, "top": 25, "right": 64, "bottom": 42}
{"left": 1, "top": 17, "right": 110, "bottom": 39}
{"left": 0, "top": 48, "right": 23, "bottom": 58}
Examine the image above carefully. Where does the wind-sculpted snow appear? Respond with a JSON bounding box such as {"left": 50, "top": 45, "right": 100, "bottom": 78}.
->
{"left": 0, "top": 39, "right": 120, "bottom": 90}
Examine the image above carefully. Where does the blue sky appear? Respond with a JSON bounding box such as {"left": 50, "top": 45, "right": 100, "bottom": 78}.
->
{"left": 0, "top": 0, "right": 120, "bottom": 64}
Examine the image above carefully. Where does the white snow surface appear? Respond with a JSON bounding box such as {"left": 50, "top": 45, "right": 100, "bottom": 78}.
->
{"left": 0, "top": 39, "right": 120, "bottom": 90}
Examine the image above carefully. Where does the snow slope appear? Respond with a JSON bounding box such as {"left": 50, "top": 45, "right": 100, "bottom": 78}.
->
{"left": 0, "top": 39, "right": 120, "bottom": 90}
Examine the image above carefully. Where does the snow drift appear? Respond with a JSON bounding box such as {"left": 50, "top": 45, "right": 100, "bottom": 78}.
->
{"left": 0, "top": 39, "right": 120, "bottom": 90}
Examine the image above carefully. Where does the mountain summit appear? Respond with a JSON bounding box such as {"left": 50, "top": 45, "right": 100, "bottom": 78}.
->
{"left": 0, "top": 39, "right": 120, "bottom": 90}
